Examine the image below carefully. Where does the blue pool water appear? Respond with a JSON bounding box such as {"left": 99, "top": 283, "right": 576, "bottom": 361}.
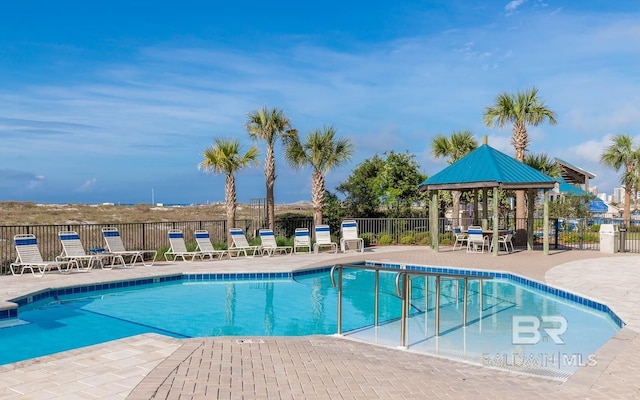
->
{"left": 0, "top": 269, "right": 621, "bottom": 378}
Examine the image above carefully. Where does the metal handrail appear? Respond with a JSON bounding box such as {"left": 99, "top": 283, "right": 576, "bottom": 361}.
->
{"left": 330, "top": 262, "right": 492, "bottom": 348}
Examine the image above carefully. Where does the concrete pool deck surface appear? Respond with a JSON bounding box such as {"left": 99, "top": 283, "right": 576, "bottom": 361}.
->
{"left": 0, "top": 246, "right": 638, "bottom": 399}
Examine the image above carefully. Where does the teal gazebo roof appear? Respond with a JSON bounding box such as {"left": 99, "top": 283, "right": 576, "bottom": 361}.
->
{"left": 419, "top": 144, "right": 556, "bottom": 191}
{"left": 557, "top": 176, "right": 587, "bottom": 196}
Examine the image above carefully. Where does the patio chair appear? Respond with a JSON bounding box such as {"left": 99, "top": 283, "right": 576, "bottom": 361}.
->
{"left": 102, "top": 227, "right": 157, "bottom": 267}
{"left": 259, "top": 229, "right": 293, "bottom": 256}
{"left": 452, "top": 227, "right": 468, "bottom": 251}
{"left": 340, "top": 220, "right": 364, "bottom": 253}
{"left": 194, "top": 230, "right": 227, "bottom": 260}
{"left": 293, "top": 228, "right": 311, "bottom": 253}
{"left": 466, "top": 226, "right": 489, "bottom": 253}
{"left": 165, "top": 229, "right": 200, "bottom": 262}
{"left": 490, "top": 230, "right": 514, "bottom": 253}
{"left": 314, "top": 225, "right": 338, "bottom": 254}
{"left": 229, "top": 228, "right": 261, "bottom": 258}
{"left": 11, "top": 234, "right": 78, "bottom": 276}
{"left": 57, "top": 230, "right": 124, "bottom": 270}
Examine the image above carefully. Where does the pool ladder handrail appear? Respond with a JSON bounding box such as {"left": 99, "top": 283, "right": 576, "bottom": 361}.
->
{"left": 330, "top": 263, "right": 491, "bottom": 348}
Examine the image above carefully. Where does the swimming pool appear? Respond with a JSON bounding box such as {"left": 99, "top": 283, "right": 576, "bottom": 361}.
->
{"left": 0, "top": 267, "right": 621, "bottom": 379}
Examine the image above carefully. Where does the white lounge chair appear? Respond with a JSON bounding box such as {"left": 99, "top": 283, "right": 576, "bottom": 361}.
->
{"left": 57, "top": 231, "right": 124, "bottom": 270}
{"left": 165, "top": 229, "right": 200, "bottom": 262}
{"left": 229, "top": 228, "right": 261, "bottom": 258}
{"left": 11, "top": 234, "right": 78, "bottom": 276}
{"left": 314, "top": 225, "right": 338, "bottom": 254}
{"left": 194, "top": 230, "right": 227, "bottom": 260}
{"left": 452, "top": 227, "right": 468, "bottom": 251}
{"left": 293, "top": 228, "right": 311, "bottom": 253}
{"left": 102, "top": 227, "right": 157, "bottom": 266}
{"left": 466, "top": 226, "right": 489, "bottom": 253}
{"left": 340, "top": 220, "right": 364, "bottom": 253}
{"left": 259, "top": 229, "right": 292, "bottom": 256}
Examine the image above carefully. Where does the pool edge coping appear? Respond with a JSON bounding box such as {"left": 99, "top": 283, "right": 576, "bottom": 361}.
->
{"left": 0, "top": 261, "right": 625, "bottom": 330}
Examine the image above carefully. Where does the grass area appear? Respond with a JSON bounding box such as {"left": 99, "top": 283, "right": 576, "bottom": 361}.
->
{"left": 0, "top": 201, "right": 312, "bottom": 225}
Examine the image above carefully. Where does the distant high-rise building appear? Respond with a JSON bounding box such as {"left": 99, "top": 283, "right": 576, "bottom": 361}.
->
{"left": 613, "top": 187, "right": 625, "bottom": 204}
{"left": 597, "top": 193, "right": 607, "bottom": 201}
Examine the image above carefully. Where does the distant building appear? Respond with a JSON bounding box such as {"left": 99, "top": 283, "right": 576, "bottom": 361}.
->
{"left": 613, "top": 187, "right": 625, "bottom": 204}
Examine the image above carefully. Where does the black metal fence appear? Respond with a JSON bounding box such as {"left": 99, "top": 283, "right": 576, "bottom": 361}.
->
{"left": 1, "top": 220, "right": 243, "bottom": 272}
{"left": 4, "top": 215, "right": 631, "bottom": 273}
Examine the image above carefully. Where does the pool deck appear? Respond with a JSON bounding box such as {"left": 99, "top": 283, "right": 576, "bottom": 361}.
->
{"left": 1, "top": 246, "right": 639, "bottom": 399}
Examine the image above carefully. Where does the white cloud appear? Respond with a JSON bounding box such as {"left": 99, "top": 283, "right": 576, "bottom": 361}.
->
{"left": 1, "top": 4, "right": 639, "bottom": 203}
{"left": 486, "top": 135, "right": 513, "bottom": 155}
{"left": 77, "top": 178, "right": 97, "bottom": 192}
{"left": 27, "top": 176, "right": 45, "bottom": 190}
{"left": 570, "top": 136, "right": 612, "bottom": 163}
{"left": 505, "top": 0, "right": 526, "bottom": 15}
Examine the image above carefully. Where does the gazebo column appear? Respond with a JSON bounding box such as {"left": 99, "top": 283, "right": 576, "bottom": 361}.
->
{"left": 543, "top": 189, "right": 550, "bottom": 255}
{"left": 527, "top": 188, "right": 534, "bottom": 251}
{"left": 492, "top": 188, "right": 499, "bottom": 256}
{"left": 482, "top": 188, "right": 488, "bottom": 230}
{"left": 430, "top": 190, "right": 439, "bottom": 252}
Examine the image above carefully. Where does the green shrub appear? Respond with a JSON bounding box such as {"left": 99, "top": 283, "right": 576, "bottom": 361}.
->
{"left": 559, "top": 232, "right": 579, "bottom": 243}
{"left": 439, "top": 233, "right": 453, "bottom": 245}
{"left": 590, "top": 224, "right": 601, "bottom": 233}
{"left": 414, "top": 232, "right": 429, "bottom": 243}
{"left": 399, "top": 234, "right": 415, "bottom": 245}
{"left": 360, "top": 233, "right": 373, "bottom": 247}
{"left": 156, "top": 245, "right": 170, "bottom": 260}
{"left": 419, "top": 235, "right": 430, "bottom": 245}
{"left": 378, "top": 233, "right": 394, "bottom": 245}
{"left": 560, "top": 232, "right": 599, "bottom": 244}
{"left": 213, "top": 241, "right": 228, "bottom": 250}
{"left": 277, "top": 236, "right": 293, "bottom": 247}
{"left": 583, "top": 232, "right": 599, "bottom": 243}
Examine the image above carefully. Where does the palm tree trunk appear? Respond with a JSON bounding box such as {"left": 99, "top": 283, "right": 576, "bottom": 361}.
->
{"left": 265, "top": 144, "right": 276, "bottom": 230}
{"left": 312, "top": 170, "right": 325, "bottom": 226}
{"left": 624, "top": 186, "right": 632, "bottom": 226}
{"left": 452, "top": 190, "right": 461, "bottom": 227}
{"left": 226, "top": 174, "right": 237, "bottom": 246}
{"left": 512, "top": 120, "right": 528, "bottom": 221}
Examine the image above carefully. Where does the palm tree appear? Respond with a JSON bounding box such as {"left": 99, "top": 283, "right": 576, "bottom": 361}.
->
{"left": 600, "top": 134, "right": 640, "bottom": 224}
{"left": 431, "top": 130, "right": 478, "bottom": 227}
{"left": 285, "top": 126, "right": 353, "bottom": 226}
{"left": 246, "top": 107, "right": 296, "bottom": 231}
{"left": 483, "top": 87, "right": 557, "bottom": 221}
{"left": 198, "top": 138, "right": 260, "bottom": 245}
{"left": 524, "top": 153, "right": 562, "bottom": 207}
{"left": 524, "top": 153, "right": 562, "bottom": 178}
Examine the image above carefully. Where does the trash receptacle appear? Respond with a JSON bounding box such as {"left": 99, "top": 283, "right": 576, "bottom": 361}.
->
{"left": 619, "top": 227, "right": 627, "bottom": 252}
{"left": 599, "top": 224, "right": 619, "bottom": 253}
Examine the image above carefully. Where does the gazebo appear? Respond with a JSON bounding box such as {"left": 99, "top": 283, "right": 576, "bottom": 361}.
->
{"left": 419, "top": 138, "right": 557, "bottom": 255}
{"left": 555, "top": 157, "right": 595, "bottom": 194}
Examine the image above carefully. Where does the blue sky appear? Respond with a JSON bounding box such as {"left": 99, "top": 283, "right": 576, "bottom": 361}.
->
{"left": 1, "top": 1, "right": 639, "bottom": 205}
